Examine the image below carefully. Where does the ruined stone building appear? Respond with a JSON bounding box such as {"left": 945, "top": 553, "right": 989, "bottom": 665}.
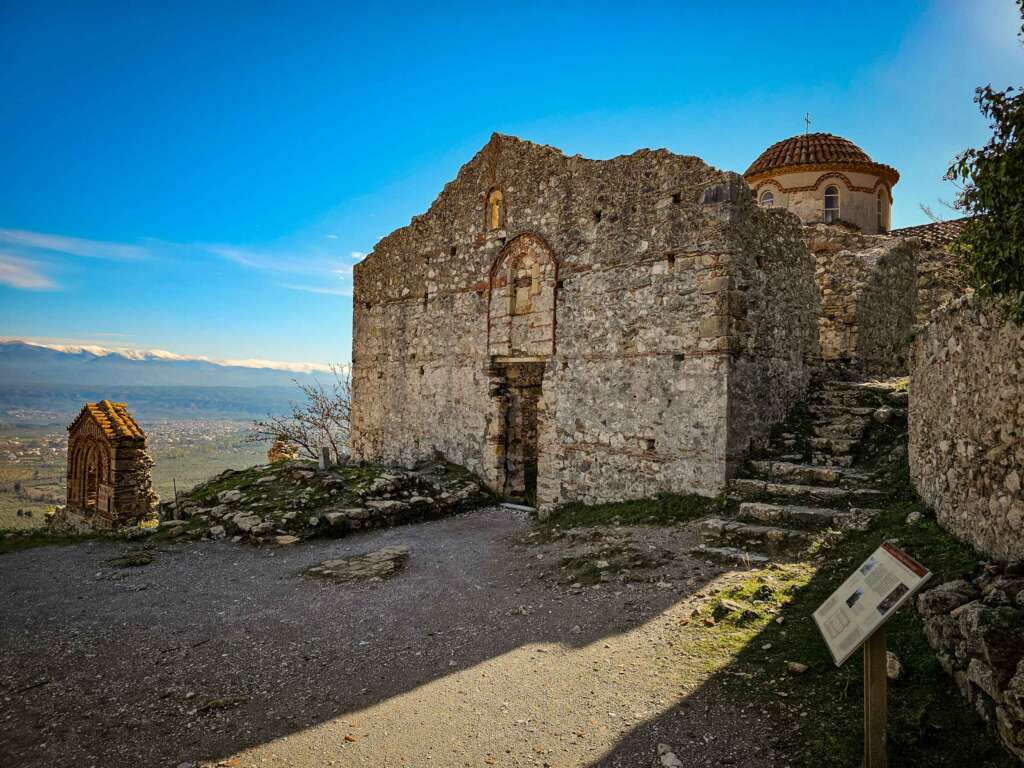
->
{"left": 350, "top": 131, "right": 966, "bottom": 509}
{"left": 57, "top": 401, "right": 158, "bottom": 530}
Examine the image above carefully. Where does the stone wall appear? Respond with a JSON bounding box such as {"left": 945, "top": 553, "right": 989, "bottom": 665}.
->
{"left": 914, "top": 244, "right": 971, "bottom": 326}
{"left": 909, "top": 296, "right": 1024, "bottom": 560}
{"left": 917, "top": 566, "right": 1024, "bottom": 761}
{"left": 725, "top": 204, "right": 820, "bottom": 465}
{"left": 803, "top": 224, "right": 916, "bottom": 375}
{"left": 351, "top": 134, "right": 818, "bottom": 508}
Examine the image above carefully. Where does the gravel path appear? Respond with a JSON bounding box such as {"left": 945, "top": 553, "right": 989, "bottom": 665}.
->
{"left": 1, "top": 508, "right": 789, "bottom": 767}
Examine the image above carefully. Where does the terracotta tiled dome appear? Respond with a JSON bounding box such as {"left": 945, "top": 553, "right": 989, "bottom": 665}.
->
{"left": 744, "top": 133, "right": 898, "bottom": 185}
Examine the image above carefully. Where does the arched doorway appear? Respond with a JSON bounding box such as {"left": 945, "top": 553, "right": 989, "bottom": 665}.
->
{"left": 486, "top": 234, "right": 557, "bottom": 504}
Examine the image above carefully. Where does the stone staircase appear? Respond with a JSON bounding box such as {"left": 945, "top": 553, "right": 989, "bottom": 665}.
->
{"left": 696, "top": 375, "right": 908, "bottom": 565}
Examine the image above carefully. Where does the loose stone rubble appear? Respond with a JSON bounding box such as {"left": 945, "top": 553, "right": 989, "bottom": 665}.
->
{"left": 916, "top": 562, "right": 1024, "bottom": 760}
{"left": 304, "top": 546, "right": 410, "bottom": 581}
{"left": 155, "top": 459, "right": 492, "bottom": 546}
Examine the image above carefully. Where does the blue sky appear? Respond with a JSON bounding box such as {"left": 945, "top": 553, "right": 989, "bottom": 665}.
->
{"left": 1, "top": 1, "right": 1021, "bottom": 366}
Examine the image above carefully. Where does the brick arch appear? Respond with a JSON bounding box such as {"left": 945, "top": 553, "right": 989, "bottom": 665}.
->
{"left": 70, "top": 436, "right": 111, "bottom": 512}
{"left": 752, "top": 178, "right": 785, "bottom": 195}
{"left": 487, "top": 233, "right": 558, "bottom": 358}
{"left": 812, "top": 172, "right": 855, "bottom": 192}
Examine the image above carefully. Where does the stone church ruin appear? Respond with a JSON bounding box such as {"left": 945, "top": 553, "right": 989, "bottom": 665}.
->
{"left": 54, "top": 400, "right": 159, "bottom": 531}
{"left": 351, "top": 131, "right": 971, "bottom": 510}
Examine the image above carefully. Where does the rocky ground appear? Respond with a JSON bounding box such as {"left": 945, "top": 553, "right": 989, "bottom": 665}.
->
{"left": 0, "top": 506, "right": 801, "bottom": 768}
{"left": 156, "top": 459, "right": 492, "bottom": 546}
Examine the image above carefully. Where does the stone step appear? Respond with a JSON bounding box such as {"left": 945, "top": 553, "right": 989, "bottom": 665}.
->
{"left": 748, "top": 460, "right": 841, "bottom": 486}
{"left": 809, "top": 404, "right": 877, "bottom": 418}
{"left": 812, "top": 419, "right": 869, "bottom": 440}
{"left": 812, "top": 452, "right": 854, "bottom": 468}
{"left": 691, "top": 544, "right": 772, "bottom": 566}
{"left": 811, "top": 389, "right": 884, "bottom": 409}
{"left": 700, "top": 517, "right": 809, "bottom": 550}
{"left": 728, "top": 478, "right": 884, "bottom": 504}
{"left": 809, "top": 436, "right": 860, "bottom": 455}
{"left": 737, "top": 501, "right": 854, "bottom": 530}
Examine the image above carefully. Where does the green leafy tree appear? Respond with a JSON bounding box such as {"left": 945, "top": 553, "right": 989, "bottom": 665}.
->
{"left": 946, "top": 0, "right": 1024, "bottom": 319}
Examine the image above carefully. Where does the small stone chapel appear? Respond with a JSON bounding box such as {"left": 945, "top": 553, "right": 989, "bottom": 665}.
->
{"left": 62, "top": 400, "right": 158, "bottom": 530}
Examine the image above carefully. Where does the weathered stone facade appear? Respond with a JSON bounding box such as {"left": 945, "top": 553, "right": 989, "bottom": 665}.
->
{"left": 917, "top": 566, "right": 1024, "bottom": 761}
{"left": 909, "top": 296, "right": 1024, "bottom": 560}
{"left": 803, "top": 223, "right": 917, "bottom": 375}
{"left": 351, "top": 135, "right": 820, "bottom": 509}
{"left": 892, "top": 218, "right": 973, "bottom": 326}
{"left": 56, "top": 401, "right": 158, "bottom": 531}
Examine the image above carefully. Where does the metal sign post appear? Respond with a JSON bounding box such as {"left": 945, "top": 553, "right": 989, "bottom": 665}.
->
{"left": 863, "top": 626, "right": 888, "bottom": 768}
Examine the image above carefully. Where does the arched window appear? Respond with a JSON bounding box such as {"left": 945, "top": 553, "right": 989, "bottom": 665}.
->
{"left": 823, "top": 185, "right": 840, "bottom": 223}
{"left": 759, "top": 190, "right": 775, "bottom": 208}
{"left": 877, "top": 191, "right": 886, "bottom": 232}
{"left": 486, "top": 189, "right": 504, "bottom": 231}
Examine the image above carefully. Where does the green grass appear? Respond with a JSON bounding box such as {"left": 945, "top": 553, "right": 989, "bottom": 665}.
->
{"left": 540, "top": 492, "right": 725, "bottom": 528}
{"left": 0, "top": 528, "right": 101, "bottom": 555}
{"left": 682, "top": 500, "right": 1014, "bottom": 768}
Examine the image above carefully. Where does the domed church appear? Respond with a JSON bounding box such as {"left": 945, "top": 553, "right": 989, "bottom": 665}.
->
{"left": 743, "top": 133, "right": 899, "bottom": 234}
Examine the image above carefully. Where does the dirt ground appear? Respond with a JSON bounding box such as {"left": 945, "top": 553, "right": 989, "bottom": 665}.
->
{"left": 0, "top": 508, "right": 792, "bottom": 768}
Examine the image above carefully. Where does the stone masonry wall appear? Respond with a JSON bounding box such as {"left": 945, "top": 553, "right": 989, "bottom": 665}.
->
{"left": 803, "top": 224, "right": 916, "bottom": 375}
{"left": 725, "top": 204, "right": 821, "bottom": 466}
{"left": 909, "top": 296, "right": 1024, "bottom": 560}
{"left": 914, "top": 244, "right": 971, "bottom": 326}
{"left": 917, "top": 566, "right": 1024, "bottom": 761}
{"left": 351, "top": 134, "right": 818, "bottom": 508}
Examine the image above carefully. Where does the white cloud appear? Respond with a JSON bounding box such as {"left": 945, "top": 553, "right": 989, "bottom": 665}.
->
{"left": 279, "top": 283, "right": 353, "bottom": 297}
{"left": 351, "top": 251, "right": 367, "bottom": 261}
{"left": 325, "top": 234, "right": 339, "bottom": 239}
{"left": 0, "top": 252, "right": 57, "bottom": 290}
{"left": 0, "top": 228, "right": 147, "bottom": 260}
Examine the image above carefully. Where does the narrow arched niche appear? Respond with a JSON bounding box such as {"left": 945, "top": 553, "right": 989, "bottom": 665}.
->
{"left": 485, "top": 188, "right": 505, "bottom": 231}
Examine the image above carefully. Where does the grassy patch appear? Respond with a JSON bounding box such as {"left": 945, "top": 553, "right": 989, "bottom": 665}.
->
{"left": 541, "top": 492, "right": 724, "bottom": 528}
{"left": 0, "top": 528, "right": 101, "bottom": 555}
{"left": 680, "top": 500, "right": 1013, "bottom": 767}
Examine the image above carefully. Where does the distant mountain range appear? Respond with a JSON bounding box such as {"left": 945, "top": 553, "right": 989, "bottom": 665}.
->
{"left": 0, "top": 340, "right": 342, "bottom": 422}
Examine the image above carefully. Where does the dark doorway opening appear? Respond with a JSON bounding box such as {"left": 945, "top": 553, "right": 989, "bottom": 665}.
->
{"left": 501, "top": 362, "right": 544, "bottom": 505}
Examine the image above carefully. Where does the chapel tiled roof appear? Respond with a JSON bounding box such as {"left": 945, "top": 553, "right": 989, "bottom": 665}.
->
{"left": 744, "top": 133, "right": 899, "bottom": 186}
{"left": 70, "top": 400, "right": 146, "bottom": 441}
{"left": 891, "top": 217, "right": 973, "bottom": 248}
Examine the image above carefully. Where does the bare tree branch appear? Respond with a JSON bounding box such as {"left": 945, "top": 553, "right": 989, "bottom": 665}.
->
{"left": 246, "top": 364, "right": 350, "bottom": 462}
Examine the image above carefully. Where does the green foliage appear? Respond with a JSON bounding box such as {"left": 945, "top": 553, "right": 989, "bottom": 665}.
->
{"left": 687, "top": 501, "right": 1013, "bottom": 767}
{"left": 946, "top": 1, "right": 1024, "bottom": 320}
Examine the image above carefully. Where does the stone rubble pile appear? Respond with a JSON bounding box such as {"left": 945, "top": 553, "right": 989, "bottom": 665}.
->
{"left": 160, "top": 460, "right": 491, "bottom": 546}
{"left": 916, "top": 562, "right": 1024, "bottom": 761}
{"left": 304, "top": 546, "right": 410, "bottom": 581}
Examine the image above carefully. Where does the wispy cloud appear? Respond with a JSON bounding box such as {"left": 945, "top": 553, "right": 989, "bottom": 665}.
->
{"left": 0, "top": 228, "right": 147, "bottom": 260}
{"left": 279, "top": 283, "right": 353, "bottom": 297}
{"left": 351, "top": 251, "right": 366, "bottom": 261}
{"left": 0, "top": 252, "right": 57, "bottom": 290}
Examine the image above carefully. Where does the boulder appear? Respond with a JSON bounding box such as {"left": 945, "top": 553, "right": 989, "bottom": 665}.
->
{"left": 917, "top": 580, "right": 980, "bottom": 616}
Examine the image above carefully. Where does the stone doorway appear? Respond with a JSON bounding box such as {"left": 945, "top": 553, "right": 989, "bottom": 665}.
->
{"left": 500, "top": 362, "right": 544, "bottom": 505}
